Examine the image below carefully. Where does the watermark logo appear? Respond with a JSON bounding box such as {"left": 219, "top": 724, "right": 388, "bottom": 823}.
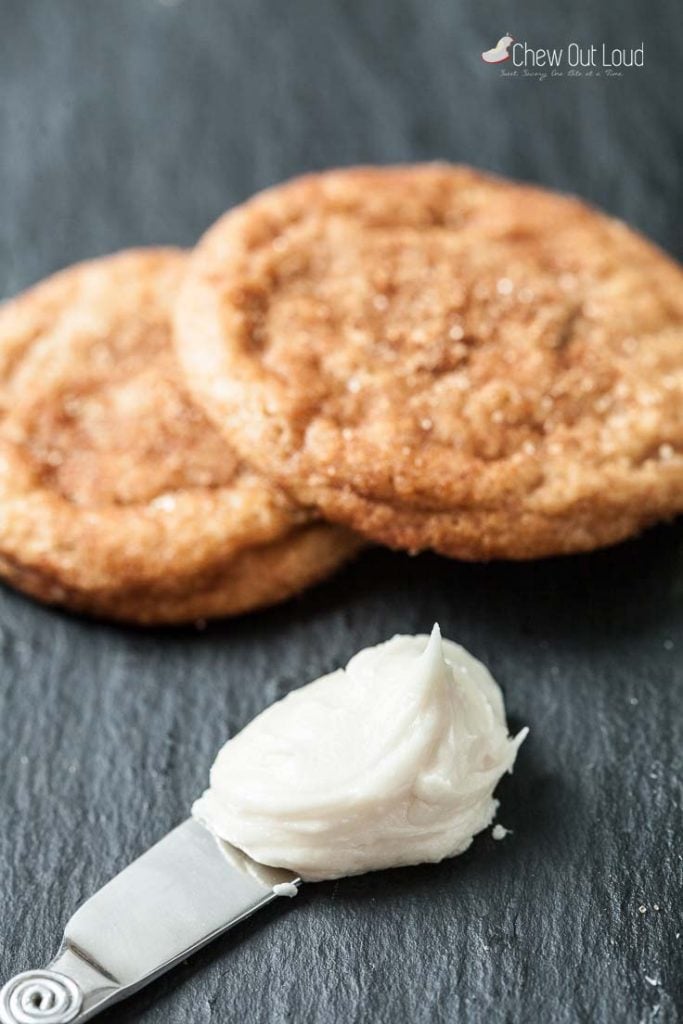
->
{"left": 481, "top": 35, "right": 515, "bottom": 64}
{"left": 481, "top": 34, "right": 645, "bottom": 79}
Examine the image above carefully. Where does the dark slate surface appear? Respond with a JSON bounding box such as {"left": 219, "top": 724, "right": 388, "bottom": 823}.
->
{"left": 0, "top": 1, "right": 682, "bottom": 1022}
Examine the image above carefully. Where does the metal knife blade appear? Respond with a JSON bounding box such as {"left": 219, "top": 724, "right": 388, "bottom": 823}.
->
{"left": 0, "top": 819, "right": 300, "bottom": 1023}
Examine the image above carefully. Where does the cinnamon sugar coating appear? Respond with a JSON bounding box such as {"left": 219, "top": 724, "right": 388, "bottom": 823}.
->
{"left": 0, "top": 249, "right": 360, "bottom": 622}
{"left": 175, "top": 164, "right": 683, "bottom": 558}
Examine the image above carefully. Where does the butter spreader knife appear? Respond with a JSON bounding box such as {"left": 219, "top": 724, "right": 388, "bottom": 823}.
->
{"left": 0, "top": 819, "right": 300, "bottom": 1023}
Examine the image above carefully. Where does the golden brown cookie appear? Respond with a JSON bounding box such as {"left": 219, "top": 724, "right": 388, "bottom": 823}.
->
{"left": 175, "top": 164, "right": 683, "bottom": 559}
{"left": 0, "top": 249, "right": 360, "bottom": 623}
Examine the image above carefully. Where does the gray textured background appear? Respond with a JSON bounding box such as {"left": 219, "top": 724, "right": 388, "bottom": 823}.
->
{"left": 0, "top": 1, "right": 682, "bottom": 1022}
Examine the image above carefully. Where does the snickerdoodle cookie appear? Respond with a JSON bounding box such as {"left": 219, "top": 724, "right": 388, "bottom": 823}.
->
{"left": 0, "top": 249, "right": 360, "bottom": 623}
{"left": 175, "top": 164, "right": 683, "bottom": 559}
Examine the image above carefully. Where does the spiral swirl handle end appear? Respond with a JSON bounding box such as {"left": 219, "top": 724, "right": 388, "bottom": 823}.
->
{"left": 0, "top": 971, "right": 82, "bottom": 1024}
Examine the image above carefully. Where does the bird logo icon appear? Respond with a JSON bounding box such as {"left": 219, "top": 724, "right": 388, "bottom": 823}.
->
{"left": 481, "top": 35, "right": 515, "bottom": 64}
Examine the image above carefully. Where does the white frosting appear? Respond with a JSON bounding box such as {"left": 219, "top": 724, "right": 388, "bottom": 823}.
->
{"left": 193, "top": 625, "right": 527, "bottom": 882}
{"left": 272, "top": 881, "right": 299, "bottom": 898}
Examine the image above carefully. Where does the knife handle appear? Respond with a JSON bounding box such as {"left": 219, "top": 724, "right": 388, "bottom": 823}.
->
{"left": 0, "top": 970, "right": 82, "bottom": 1024}
{"left": 0, "top": 945, "right": 119, "bottom": 1023}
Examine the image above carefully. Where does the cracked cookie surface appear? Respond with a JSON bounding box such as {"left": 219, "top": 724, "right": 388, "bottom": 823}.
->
{"left": 0, "top": 249, "right": 360, "bottom": 622}
{"left": 175, "top": 164, "right": 683, "bottom": 558}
